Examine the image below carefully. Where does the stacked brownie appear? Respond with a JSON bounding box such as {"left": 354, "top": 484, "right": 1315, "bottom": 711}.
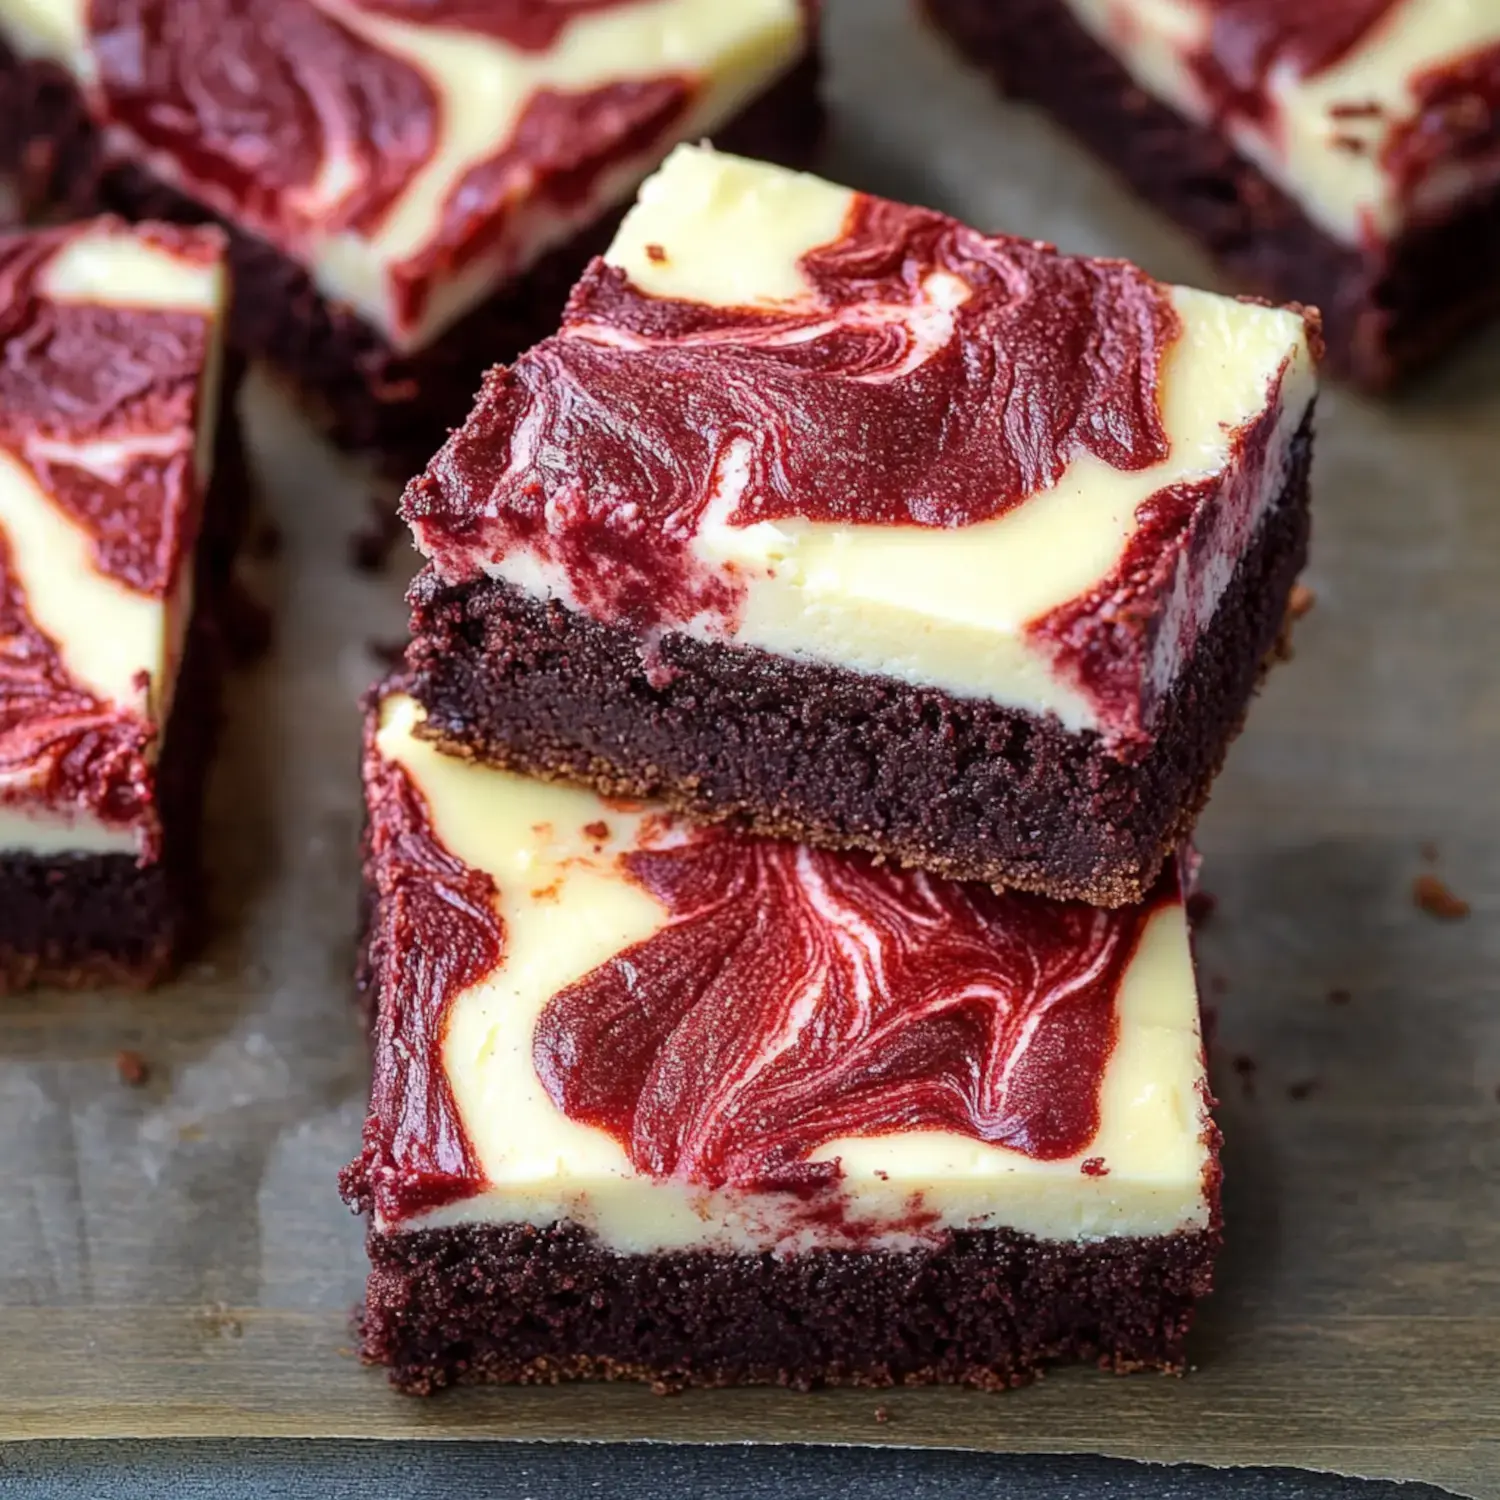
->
{"left": 343, "top": 147, "right": 1320, "bottom": 1393}
{"left": 0, "top": 217, "right": 245, "bottom": 989}
{"left": 0, "top": 0, "right": 822, "bottom": 474}
{"left": 924, "top": 0, "right": 1500, "bottom": 388}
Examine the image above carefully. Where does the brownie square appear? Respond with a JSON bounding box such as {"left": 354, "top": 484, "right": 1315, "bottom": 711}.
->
{"left": 0, "top": 1, "right": 823, "bottom": 476}
{"left": 0, "top": 218, "right": 244, "bottom": 990}
{"left": 343, "top": 687, "right": 1222, "bottom": 1393}
{"left": 401, "top": 146, "right": 1318, "bottom": 906}
{"left": 922, "top": 0, "right": 1500, "bottom": 389}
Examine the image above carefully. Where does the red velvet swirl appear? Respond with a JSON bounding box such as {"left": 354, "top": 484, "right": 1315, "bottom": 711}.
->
{"left": 1383, "top": 42, "right": 1500, "bottom": 208}
{"left": 0, "top": 529, "right": 157, "bottom": 845}
{"left": 360, "top": 732, "right": 502, "bottom": 1222}
{"left": 408, "top": 194, "right": 1182, "bottom": 631}
{"left": 533, "top": 826, "right": 1173, "bottom": 1193}
{"left": 89, "top": 0, "right": 437, "bottom": 242}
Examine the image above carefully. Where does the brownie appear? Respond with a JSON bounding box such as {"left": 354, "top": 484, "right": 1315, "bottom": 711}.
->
{"left": 921, "top": 0, "right": 1500, "bottom": 390}
{"left": 0, "top": 219, "right": 245, "bottom": 991}
{"left": 401, "top": 147, "right": 1319, "bottom": 905}
{"left": 0, "top": 5, "right": 823, "bottom": 478}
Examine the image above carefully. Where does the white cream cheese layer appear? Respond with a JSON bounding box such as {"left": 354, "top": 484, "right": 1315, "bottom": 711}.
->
{"left": 0, "top": 0, "right": 806, "bottom": 350}
{"left": 0, "top": 223, "right": 227, "bottom": 856}
{"left": 1054, "top": 0, "right": 1500, "bottom": 246}
{"left": 483, "top": 147, "right": 1316, "bottom": 736}
{"left": 375, "top": 693, "right": 1215, "bottom": 1254}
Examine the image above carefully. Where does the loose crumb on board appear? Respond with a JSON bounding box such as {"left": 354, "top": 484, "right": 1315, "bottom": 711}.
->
{"left": 1413, "top": 874, "right": 1470, "bottom": 920}
{"left": 115, "top": 1050, "right": 150, "bottom": 1087}
{"left": 1287, "top": 582, "right": 1316, "bottom": 620}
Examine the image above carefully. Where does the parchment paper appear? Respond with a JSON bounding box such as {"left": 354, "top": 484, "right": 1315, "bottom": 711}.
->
{"left": 1, "top": 0, "right": 1496, "bottom": 1491}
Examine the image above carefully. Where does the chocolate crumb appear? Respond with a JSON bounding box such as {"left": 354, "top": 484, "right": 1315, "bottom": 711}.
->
{"left": 1413, "top": 874, "right": 1470, "bottom": 920}
{"left": 115, "top": 1050, "right": 150, "bottom": 1087}
{"left": 583, "top": 820, "right": 611, "bottom": 842}
{"left": 874, "top": 1406, "right": 891, "bottom": 1424}
{"left": 1231, "top": 1054, "right": 1257, "bottom": 1099}
{"left": 1080, "top": 1157, "right": 1109, "bottom": 1177}
{"left": 1186, "top": 890, "right": 1217, "bottom": 928}
{"left": 645, "top": 242, "right": 668, "bottom": 264}
{"left": 1287, "top": 1079, "right": 1319, "bottom": 1102}
{"left": 349, "top": 493, "right": 405, "bottom": 573}
{"left": 1288, "top": 582, "right": 1316, "bottom": 620}
{"left": 1328, "top": 987, "right": 1352, "bottom": 1006}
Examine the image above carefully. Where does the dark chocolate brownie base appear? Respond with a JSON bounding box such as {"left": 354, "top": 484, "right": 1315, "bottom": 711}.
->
{"left": 0, "top": 42, "right": 823, "bottom": 478}
{"left": 0, "top": 382, "right": 251, "bottom": 993}
{"left": 921, "top": 0, "right": 1500, "bottom": 391}
{"left": 345, "top": 1215, "right": 1219, "bottom": 1395}
{"left": 404, "top": 424, "right": 1312, "bottom": 908}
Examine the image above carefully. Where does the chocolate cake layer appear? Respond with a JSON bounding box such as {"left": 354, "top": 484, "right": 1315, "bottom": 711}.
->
{"left": 0, "top": 42, "right": 823, "bottom": 477}
{"left": 405, "top": 419, "right": 1311, "bottom": 907}
{"left": 351, "top": 1217, "right": 1219, "bottom": 1394}
{"left": 921, "top": 0, "right": 1500, "bottom": 390}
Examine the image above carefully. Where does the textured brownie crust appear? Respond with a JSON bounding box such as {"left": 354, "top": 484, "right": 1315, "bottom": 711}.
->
{"left": 353, "top": 1216, "right": 1218, "bottom": 1395}
{"left": 921, "top": 0, "right": 1500, "bottom": 391}
{"left": 404, "top": 423, "right": 1311, "bottom": 906}
{"left": 0, "top": 383, "right": 251, "bottom": 993}
{"left": 0, "top": 42, "right": 823, "bottom": 478}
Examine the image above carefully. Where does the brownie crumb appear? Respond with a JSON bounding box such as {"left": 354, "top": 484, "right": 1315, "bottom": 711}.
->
{"left": 1413, "top": 874, "right": 1470, "bottom": 921}
{"left": 1287, "top": 582, "right": 1316, "bottom": 620}
{"left": 582, "top": 820, "right": 611, "bottom": 842}
{"left": 874, "top": 1406, "right": 892, "bottom": 1424}
{"left": 1231, "top": 1054, "right": 1257, "bottom": 1099}
{"left": 350, "top": 494, "right": 405, "bottom": 573}
{"left": 115, "top": 1050, "right": 150, "bottom": 1087}
{"left": 1327, "top": 987, "right": 1352, "bottom": 1006}
{"left": 1186, "top": 890, "right": 1217, "bottom": 928}
{"left": 645, "top": 242, "right": 668, "bottom": 264}
{"left": 1287, "top": 1079, "right": 1319, "bottom": 1102}
{"left": 1080, "top": 1157, "right": 1109, "bottom": 1177}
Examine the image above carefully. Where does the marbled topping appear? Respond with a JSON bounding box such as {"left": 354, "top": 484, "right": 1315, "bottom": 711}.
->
{"left": 355, "top": 721, "right": 501, "bottom": 1222}
{"left": 534, "top": 823, "right": 1169, "bottom": 1192}
{"left": 406, "top": 192, "right": 1183, "bottom": 631}
{"left": 356, "top": 0, "right": 659, "bottom": 49}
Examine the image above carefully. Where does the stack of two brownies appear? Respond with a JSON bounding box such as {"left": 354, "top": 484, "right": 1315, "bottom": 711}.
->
{"left": 345, "top": 146, "right": 1320, "bottom": 1394}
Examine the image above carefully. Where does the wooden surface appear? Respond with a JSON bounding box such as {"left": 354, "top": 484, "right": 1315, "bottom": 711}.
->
{"left": 0, "top": 1, "right": 1496, "bottom": 1494}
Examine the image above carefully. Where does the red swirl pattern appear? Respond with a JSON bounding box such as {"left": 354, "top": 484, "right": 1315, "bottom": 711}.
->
{"left": 357, "top": 732, "right": 501, "bottom": 1221}
{"left": 408, "top": 194, "right": 1182, "bottom": 631}
{"left": 354, "top": 0, "right": 651, "bottom": 49}
{"left": 533, "top": 825, "right": 1172, "bottom": 1192}
{"left": 0, "top": 221, "right": 218, "bottom": 844}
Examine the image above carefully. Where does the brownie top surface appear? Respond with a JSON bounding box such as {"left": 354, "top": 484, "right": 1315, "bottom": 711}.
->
{"left": 404, "top": 146, "right": 1316, "bottom": 742}
{"left": 1051, "top": 0, "right": 1500, "bottom": 245}
{"left": 0, "top": 218, "right": 227, "bottom": 857}
{"left": 349, "top": 690, "right": 1216, "bottom": 1254}
{"left": 0, "top": 0, "right": 810, "bottom": 349}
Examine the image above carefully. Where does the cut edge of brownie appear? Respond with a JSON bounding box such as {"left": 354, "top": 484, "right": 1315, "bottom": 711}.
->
{"left": 348, "top": 1215, "right": 1221, "bottom": 1395}
{"left": 402, "top": 420, "right": 1312, "bottom": 908}
{"left": 919, "top": 0, "right": 1500, "bottom": 391}
{"left": 0, "top": 40, "right": 824, "bottom": 478}
{"left": 0, "top": 371, "right": 252, "bottom": 993}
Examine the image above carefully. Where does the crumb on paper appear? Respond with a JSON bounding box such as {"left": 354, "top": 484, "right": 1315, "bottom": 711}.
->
{"left": 116, "top": 1050, "right": 150, "bottom": 1087}
{"left": 1186, "top": 890, "right": 1217, "bottom": 928}
{"left": 1287, "top": 1079, "right": 1319, "bottom": 1102}
{"left": 1232, "top": 1054, "right": 1257, "bottom": 1099}
{"left": 1288, "top": 582, "right": 1316, "bottom": 620}
{"left": 1328, "top": 987, "right": 1352, "bottom": 1006}
{"left": 1413, "top": 874, "right": 1470, "bottom": 921}
{"left": 874, "top": 1406, "right": 891, "bottom": 1425}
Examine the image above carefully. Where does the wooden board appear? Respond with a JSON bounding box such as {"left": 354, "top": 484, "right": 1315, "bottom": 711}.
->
{"left": 0, "top": 2, "right": 1495, "bottom": 1494}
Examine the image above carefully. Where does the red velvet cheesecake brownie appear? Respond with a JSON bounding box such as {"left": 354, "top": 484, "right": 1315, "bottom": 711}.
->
{"left": 923, "top": 0, "right": 1500, "bottom": 389}
{"left": 0, "top": 0, "right": 820, "bottom": 473}
{"left": 400, "top": 147, "right": 1319, "bottom": 907}
{"left": 0, "top": 217, "right": 240, "bottom": 990}
{"left": 343, "top": 688, "right": 1222, "bottom": 1394}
